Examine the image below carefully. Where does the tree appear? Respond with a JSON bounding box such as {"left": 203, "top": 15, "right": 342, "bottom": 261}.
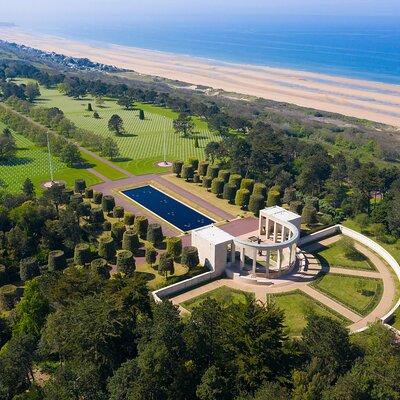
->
{"left": 146, "top": 223, "right": 164, "bottom": 245}
{"left": 94, "top": 96, "right": 105, "bottom": 107}
{"left": 302, "top": 204, "right": 317, "bottom": 225}
{"left": 117, "top": 95, "right": 134, "bottom": 110}
{"left": 19, "top": 257, "right": 40, "bottom": 282}
{"left": 181, "top": 246, "right": 199, "bottom": 269}
{"left": 122, "top": 230, "right": 140, "bottom": 253}
{"left": 101, "top": 137, "right": 120, "bottom": 160}
{"left": 235, "top": 189, "right": 250, "bottom": 209}
{"left": 108, "top": 114, "right": 124, "bottom": 135}
{"left": 173, "top": 113, "right": 194, "bottom": 137}
{"left": 196, "top": 365, "right": 231, "bottom": 400}
{"left": 22, "top": 178, "right": 35, "bottom": 198}
{"left": 24, "top": 83, "right": 40, "bottom": 102}
{"left": 139, "top": 109, "right": 145, "bottom": 120}
{"left": 248, "top": 194, "right": 265, "bottom": 216}
{"left": 204, "top": 142, "right": 221, "bottom": 163}
{"left": 87, "top": 103, "right": 93, "bottom": 112}
{"left": 166, "top": 237, "right": 182, "bottom": 259}
{"left": 60, "top": 143, "right": 82, "bottom": 167}
{"left": 116, "top": 250, "right": 135, "bottom": 276}
{"left": 158, "top": 253, "right": 174, "bottom": 277}
{"left": 0, "top": 128, "right": 16, "bottom": 161}
{"left": 145, "top": 245, "right": 157, "bottom": 267}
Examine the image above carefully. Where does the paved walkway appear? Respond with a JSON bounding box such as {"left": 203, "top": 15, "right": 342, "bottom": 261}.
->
{"left": 170, "top": 234, "right": 398, "bottom": 332}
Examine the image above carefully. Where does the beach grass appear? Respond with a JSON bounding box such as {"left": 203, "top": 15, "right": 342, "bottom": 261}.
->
{"left": 31, "top": 83, "right": 219, "bottom": 175}
{"left": 311, "top": 274, "right": 383, "bottom": 316}
{"left": 271, "top": 290, "right": 350, "bottom": 337}
{"left": 0, "top": 126, "right": 101, "bottom": 192}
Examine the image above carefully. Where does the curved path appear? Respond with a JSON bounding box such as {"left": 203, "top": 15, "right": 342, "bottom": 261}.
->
{"left": 171, "top": 235, "right": 398, "bottom": 332}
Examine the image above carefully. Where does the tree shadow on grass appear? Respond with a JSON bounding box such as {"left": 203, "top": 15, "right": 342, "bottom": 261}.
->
{"left": 134, "top": 271, "right": 155, "bottom": 282}
{"left": 121, "top": 133, "right": 137, "bottom": 138}
{"left": 0, "top": 156, "right": 32, "bottom": 166}
{"left": 112, "top": 157, "right": 132, "bottom": 163}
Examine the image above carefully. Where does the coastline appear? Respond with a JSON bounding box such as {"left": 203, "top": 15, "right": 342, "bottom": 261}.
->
{"left": 1, "top": 27, "right": 400, "bottom": 127}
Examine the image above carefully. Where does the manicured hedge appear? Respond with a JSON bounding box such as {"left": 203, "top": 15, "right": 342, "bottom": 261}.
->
{"left": 93, "top": 191, "right": 103, "bottom": 204}
{"left": 122, "top": 230, "right": 140, "bottom": 253}
{"left": 134, "top": 216, "right": 149, "bottom": 239}
{"left": 158, "top": 253, "right": 174, "bottom": 277}
{"left": 91, "top": 207, "right": 105, "bottom": 224}
{"left": 113, "top": 206, "right": 124, "bottom": 219}
{"left": 211, "top": 178, "right": 225, "bottom": 197}
{"left": 267, "top": 186, "right": 281, "bottom": 207}
{"left": 252, "top": 183, "right": 267, "bottom": 197}
{"left": 145, "top": 245, "right": 157, "bottom": 266}
{"left": 181, "top": 246, "right": 199, "bottom": 269}
{"left": 146, "top": 223, "right": 164, "bottom": 245}
{"left": 85, "top": 188, "right": 94, "bottom": 199}
{"left": 111, "top": 222, "right": 126, "bottom": 246}
{"left": 102, "top": 195, "right": 115, "bottom": 213}
{"left": 116, "top": 250, "right": 135, "bottom": 276}
{"left": 173, "top": 160, "right": 184, "bottom": 176}
{"left": 48, "top": 250, "right": 67, "bottom": 271}
{"left": 248, "top": 194, "right": 265, "bottom": 216}
{"left": 103, "top": 221, "right": 112, "bottom": 231}
{"left": 188, "top": 157, "right": 199, "bottom": 170}
{"left": 283, "top": 187, "right": 296, "bottom": 204}
{"left": 289, "top": 200, "right": 303, "bottom": 215}
{"left": 218, "top": 170, "right": 230, "bottom": 183}
{"left": 202, "top": 176, "right": 213, "bottom": 189}
{"left": 74, "top": 179, "right": 86, "bottom": 193}
{"left": 206, "top": 165, "right": 220, "bottom": 179}
{"left": 74, "top": 243, "right": 90, "bottom": 265}
{"left": 235, "top": 189, "right": 250, "bottom": 209}
{"left": 240, "top": 178, "right": 255, "bottom": 192}
{"left": 228, "top": 174, "right": 242, "bottom": 189}
{"left": 193, "top": 173, "right": 201, "bottom": 184}
{"left": 223, "top": 183, "right": 237, "bottom": 203}
{"left": 90, "top": 258, "right": 110, "bottom": 279}
{"left": 181, "top": 164, "right": 194, "bottom": 181}
{"left": 98, "top": 236, "right": 116, "bottom": 261}
{"left": 0, "top": 285, "right": 20, "bottom": 311}
{"left": 166, "top": 237, "right": 182, "bottom": 259}
{"left": 198, "top": 161, "right": 209, "bottom": 176}
{"left": 124, "top": 212, "right": 135, "bottom": 226}
{"left": 302, "top": 205, "right": 317, "bottom": 225}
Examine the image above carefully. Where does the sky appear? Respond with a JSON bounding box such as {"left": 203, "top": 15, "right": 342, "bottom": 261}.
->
{"left": 1, "top": 0, "right": 400, "bottom": 25}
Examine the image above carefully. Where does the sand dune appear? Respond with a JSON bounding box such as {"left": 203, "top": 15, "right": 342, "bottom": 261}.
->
{"left": 1, "top": 27, "right": 400, "bottom": 127}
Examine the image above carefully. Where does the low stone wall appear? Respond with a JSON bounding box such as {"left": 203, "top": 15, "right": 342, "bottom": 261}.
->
{"left": 299, "top": 224, "right": 400, "bottom": 329}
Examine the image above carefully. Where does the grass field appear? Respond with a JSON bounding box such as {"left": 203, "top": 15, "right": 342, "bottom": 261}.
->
{"left": 314, "top": 237, "right": 376, "bottom": 271}
{"left": 0, "top": 123, "right": 101, "bottom": 192}
{"left": 30, "top": 82, "right": 220, "bottom": 175}
{"left": 272, "top": 290, "right": 350, "bottom": 336}
{"left": 311, "top": 274, "right": 383, "bottom": 316}
{"left": 80, "top": 151, "right": 126, "bottom": 180}
{"left": 181, "top": 286, "right": 254, "bottom": 311}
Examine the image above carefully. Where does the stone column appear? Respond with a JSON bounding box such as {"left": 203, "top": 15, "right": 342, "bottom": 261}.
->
{"left": 277, "top": 248, "right": 283, "bottom": 272}
{"left": 273, "top": 221, "right": 277, "bottom": 242}
{"left": 230, "top": 242, "right": 236, "bottom": 265}
{"left": 265, "top": 250, "right": 270, "bottom": 278}
{"left": 281, "top": 227, "right": 286, "bottom": 243}
{"left": 240, "top": 247, "right": 245, "bottom": 271}
{"left": 252, "top": 248, "right": 257, "bottom": 277}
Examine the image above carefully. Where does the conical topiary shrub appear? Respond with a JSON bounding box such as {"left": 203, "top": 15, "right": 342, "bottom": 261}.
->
{"left": 48, "top": 250, "right": 67, "bottom": 271}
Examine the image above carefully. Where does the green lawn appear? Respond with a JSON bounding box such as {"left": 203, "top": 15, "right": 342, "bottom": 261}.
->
{"left": 314, "top": 237, "right": 376, "bottom": 271}
{"left": 80, "top": 151, "right": 127, "bottom": 180}
{"left": 272, "top": 290, "right": 350, "bottom": 336}
{"left": 181, "top": 286, "right": 254, "bottom": 311}
{"left": 31, "top": 83, "right": 220, "bottom": 175}
{"left": 311, "top": 273, "right": 383, "bottom": 316}
{"left": 0, "top": 124, "right": 101, "bottom": 192}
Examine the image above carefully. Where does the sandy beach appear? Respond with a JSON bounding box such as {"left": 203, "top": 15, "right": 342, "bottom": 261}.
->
{"left": 1, "top": 27, "right": 400, "bottom": 127}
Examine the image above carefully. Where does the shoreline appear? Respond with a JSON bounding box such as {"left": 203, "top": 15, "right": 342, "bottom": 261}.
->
{"left": 1, "top": 27, "right": 400, "bottom": 127}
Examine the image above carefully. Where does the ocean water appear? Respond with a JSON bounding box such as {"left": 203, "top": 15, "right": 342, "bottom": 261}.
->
{"left": 22, "top": 15, "right": 400, "bottom": 84}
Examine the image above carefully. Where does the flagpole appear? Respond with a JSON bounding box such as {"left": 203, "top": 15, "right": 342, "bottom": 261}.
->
{"left": 163, "top": 116, "right": 167, "bottom": 165}
{"left": 47, "top": 132, "right": 54, "bottom": 183}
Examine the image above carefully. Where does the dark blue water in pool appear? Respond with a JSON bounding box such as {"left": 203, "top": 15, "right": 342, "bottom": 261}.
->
{"left": 122, "top": 185, "right": 214, "bottom": 232}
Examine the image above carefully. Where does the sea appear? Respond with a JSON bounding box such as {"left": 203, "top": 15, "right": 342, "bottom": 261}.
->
{"left": 19, "top": 15, "right": 400, "bottom": 84}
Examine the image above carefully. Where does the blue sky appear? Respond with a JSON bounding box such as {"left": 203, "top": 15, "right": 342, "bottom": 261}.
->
{"left": 2, "top": 0, "right": 400, "bottom": 23}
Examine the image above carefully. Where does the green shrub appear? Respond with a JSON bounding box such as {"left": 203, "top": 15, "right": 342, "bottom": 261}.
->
{"left": 218, "top": 170, "right": 230, "bottom": 183}
{"left": 206, "top": 165, "right": 220, "bottom": 179}
{"left": 134, "top": 216, "right": 149, "bottom": 239}
{"left": 166, "top": 237, "right": 182, "bottom": 259}
{"left": 240, "top": 178, "right": 255, "bottom": 192}
{"left": 283, "top": 187, "right": 296, "bottom": 204}
{"left": 74, "top": 243, "right": 90, "bottom": 265}
{"left": 158, "top": 253, "right": 174, "bottom": 277}
{"left": 62, "top": 189, "right": 73, "bottom": 204}
{"left": 305, "top": 196, "right": 319, "bottom": 211}
{"left": 289, "top": 201, "right": 303, "bottom": 215}
{"left": 90, "top": 258, "right": 110, "bottom": 279}
{"left": 267, "top": 187, "right": 281, "bottom": 207}
{"left": 172, "top": 160, "right": 184, "bottom": 177}
{"left": 301, "top": 205, "right": 317, "bottom": 225}
{"left": 147, "top": 223, "right": 164, "bottom": 245}
{"left": 74, "top": 179, "right": 86, "bottom": 194}
{"left": 252, "top": 183, "right": 267, "bottom": 197}
{"left": 0, "top": 264, "right": 8, "bottom": 286}
{"left": 370, "top": 223, "right": 386, "bottom": 237}
{"left": 19, "top": 256, "right": 40, "bottom": 282}
{"left": 98, "top": 236, "right": 115, "bottom": 261}
{"left": 77, "top": 202, "right": 91, "bottom": 217}
{"left": 181, "top": 246, "right": 199, "bottom": 269}
{"left": 84, "top": 188, "right": 94, "bottom": 199}
{"left": 70, "top": 193, "right": 83, "bottom": 207}
{"left": 202, "top": 176, "right": 213, "bottom": 189}
{"left": 193, "top": 173, "right": 201, "bottom": 184}
{"left": 0, "top": 285, "right": 19, "bottom": 311}
{"left": 354, "top": 213, "right": 369, "bottom": 229}
{"left": 102, "top": 195, "right": 115, "bottom": 213}
{"left": 124, "top": 212, "right": 135, "bottom": 226}
{"left": 122, "top": 230, "right": 140, "bottom": 253}
{"left": 211, "top": 178, "right": 225, "bottom": 197}
{"left": 188, "top": 157, "right": 199, "bottom": 170}
{"left": 223, "top": 183, "right": 237, "bottom": 203}
{"left": 181, "top": 164, "right": 194, "bottom": 181}
{"left": 111, "top": 222, "right": 126, "bottom": 246}
{"left": 91, "top": 208, "right": 104, "bottom": 224}
{"left": 235, "top": 189, "right": 250, "bottom": 209}
{"left": 48, "top": 250, "right": 67, "bottom": 271}
{"left": 198, "top": 161, "right": 209, "bottom": 176}
{"left": 116, "top": 250, "right": 135, "bottom": 276}
{"left": 113, "top": 206, "right": 124, "bottom": 219}
{"left": 103, "top": 221, "right": 112, "bottom": 231}
{"left": 93, "top": 191, "right": 103, "bottom": 204}
{"left": 145, "top": 245, "right": 157, "bottom": 266}
{"left": 248, "top": 194, "right": 265, "bottom": 216}
{"left": 228, "top": 174, "right": 242, "bottom": 189}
